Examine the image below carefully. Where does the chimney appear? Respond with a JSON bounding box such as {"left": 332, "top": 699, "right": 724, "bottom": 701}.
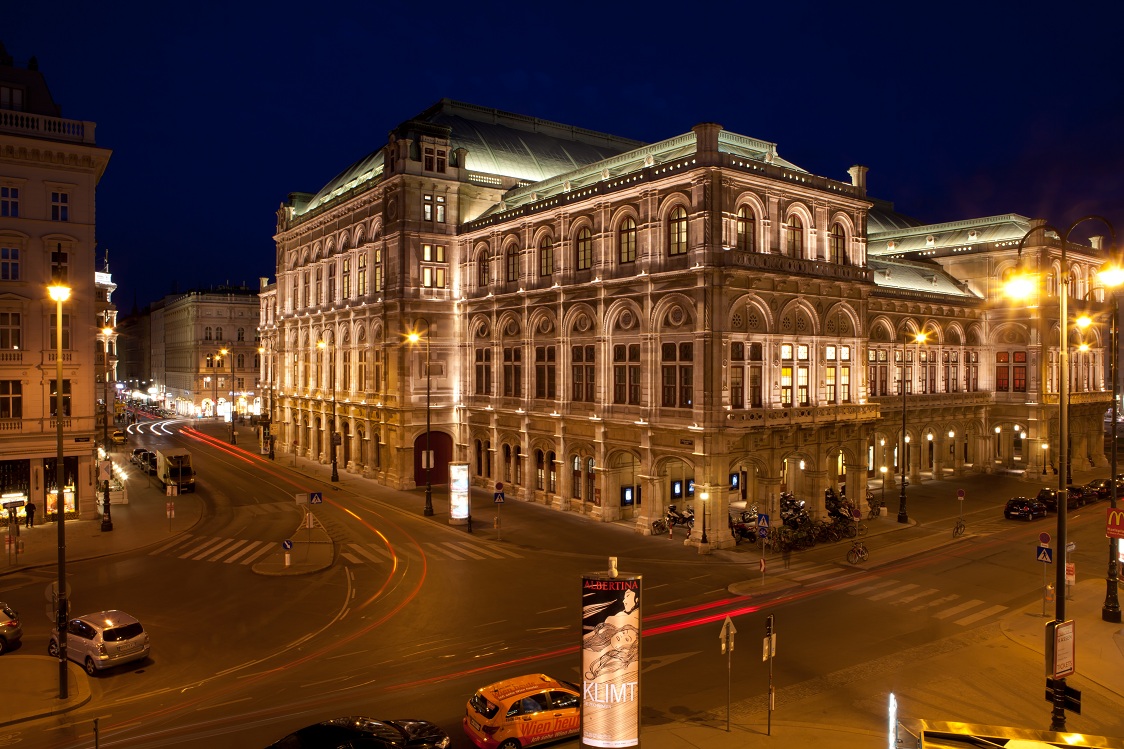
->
{"left": 1090, "top": 236, "right": 1104, "bottom": 251}
{"left": 692, "top": 123, "right": 722, "bottom": 157}
{"left": 847, "top": 165, "right": 868, "bottom": 195}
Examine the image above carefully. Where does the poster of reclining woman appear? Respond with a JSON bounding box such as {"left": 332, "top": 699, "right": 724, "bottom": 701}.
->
{"left": 580, "top": 573, "right": 641, "bottom": 749}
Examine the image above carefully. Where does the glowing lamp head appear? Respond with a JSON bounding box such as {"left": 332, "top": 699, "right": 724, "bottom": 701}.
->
{"left": 316, "top": 340, "right": 326, "bottom": 350}
{"left": 1099, "top": 259, "right": 1124, "bottom": 288}
{"left": 1004, "top": 271, "right": 1037, "bottom": 301}
{"left": 48, "top": 284, "right": 71, "bottom": 302}
{"left": 101, "top": 327, "right": 113, "bottom": 336}
{"left": 407, "top": 332, "right": 421, "bottom": 344}
{"left": 914, "top": 332, "right": 928, "bottom": 344}
{"left": 1076, "top": 315, "right": 1092, "bottom": 330}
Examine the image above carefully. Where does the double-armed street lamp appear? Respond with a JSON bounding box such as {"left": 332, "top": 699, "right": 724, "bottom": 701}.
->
{"left": 258, "top": 342, "right": 275, "bottom": 460}
{"left": 408, "top": 319, "right": 434, "bottom": 516}
{"left": 48, "top": 282, "right": 70, "bottom": 700}
{"left": 1006, "top": 214, "right": 1117, "bottom": 730}
{"left": 899, "top": 331, "right": 927, "bottom": 523}
{"left": 317, "top": 339, "right": 339, "bottom": 482}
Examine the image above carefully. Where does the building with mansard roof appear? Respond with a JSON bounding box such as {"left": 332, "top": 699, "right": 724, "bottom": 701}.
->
{"left": 0, "top": 43, "right": 112, "bottom": 520}
{"left": 264, "top": 99, "right": 1113, "bottom": 547}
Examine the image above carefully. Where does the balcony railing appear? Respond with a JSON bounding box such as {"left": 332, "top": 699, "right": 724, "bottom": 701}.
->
{"left": 0, "top": 110, "right": 96, "bottom": 144}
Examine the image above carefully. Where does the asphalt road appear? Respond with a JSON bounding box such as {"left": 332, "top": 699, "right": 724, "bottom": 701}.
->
{"left": 3, "top": 425, "right": 1122, "bottom": 748}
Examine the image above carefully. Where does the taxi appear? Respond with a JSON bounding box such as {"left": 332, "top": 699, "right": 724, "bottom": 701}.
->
{"left": 463, "top": 673, "right": 581, "bottom": 749}
{"left": 111, "top": 430, "right": 128, "bottom": 445}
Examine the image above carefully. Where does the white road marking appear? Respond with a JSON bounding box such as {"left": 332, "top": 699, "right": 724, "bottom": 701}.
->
{"left": 934, "top": 599, "right": 985, "bottom": 620}
{"left": 224, "top": 540, "right": 263, "bottom": 563}
{"left": 954, "top": 604, "right": 1007, "bottom": 626}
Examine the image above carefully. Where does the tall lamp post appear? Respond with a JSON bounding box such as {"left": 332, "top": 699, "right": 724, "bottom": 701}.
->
{"left": 1096, "top": 250, "right": 1123, "bottom": 622}
{"left": 100, "top": 324, "right": 113, "bottom": 533}
{"left": 408, "top": 319, "right": 434, "bottom": 516}
{"left": 228, "top": 346, "right": 236, "bottom": 444}
{"left": 317, "top": 339, "right": 339, "bottom": 482}
{"left": 1008, "top": 214, "right": 1116, "bottom": 730}
{"left": 259, "top": 343, "right": 275, "bottom": 460}
{"left": 48, "top": 283, "right": 70, "bottom": 700}
{"left": 899, "top": 331, "right": 926, "bottom": 523}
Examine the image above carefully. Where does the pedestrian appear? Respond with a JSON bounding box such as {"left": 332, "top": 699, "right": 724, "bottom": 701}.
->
{"left": 25, "top": 500, "right": 36, "bottom": 528}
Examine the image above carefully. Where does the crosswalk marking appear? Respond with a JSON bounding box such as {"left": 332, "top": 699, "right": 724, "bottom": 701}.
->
{"left": 224, "top": 540, "right": 264, "bottom": 563}
{"left": 443, "top": 542, "right": 486, "bottom": 560}
{"left": 849, "top": 580, "right": 898, "bottom": 596}
{"left": 341, "top": 551, "right": 362, "bottom": 564}
{"left": 240, "top": 544, "right": 274, "bottom": 565}
{"left": 348, "top": 544, "right": 388, "bottom": 564}
{"left": 792, "top": 568, "right": 840, "bottom": 582}
{"left": 933, "top": 599, "right": 985, "bottom": 620}
{"left": 896, "top": 587, "right": 939, "bottom": 604}
{"left": 180, "top": 537, "right": 227, "bottom": 559}
{"left": 869, "top": 583, "right": 919, "bottom": 601}
{"left": 193, "top": 538, "right": 237, "bottom": 560}
{"left": 954, "top": 604, "right": 1007, "bottom": 626}
{"left": 426, "top": 542, "right": 465, "bottom": 560}
{"left": 209, "top": 538, "right": 248, "bottom": 561}
{"left": 150, "top": 536, "right": 192, "bottom": 555}
{"left": 912, "top": 594, "right": 958, "bottom": 611}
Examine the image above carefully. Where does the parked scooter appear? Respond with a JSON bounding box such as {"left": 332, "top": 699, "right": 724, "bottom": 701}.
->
{"left": 667, "top": 504, "right": 695, "bottom": 529}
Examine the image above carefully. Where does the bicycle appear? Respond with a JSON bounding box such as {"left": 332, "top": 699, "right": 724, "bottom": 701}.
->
{"left": 847, "top": 540, "right": 869, "bottom": 564}
{"left": 651, "top": 517, "right": 669, "bottom": 536}
{"left": 952, "top": 518, "right": 966, "bottom": 538}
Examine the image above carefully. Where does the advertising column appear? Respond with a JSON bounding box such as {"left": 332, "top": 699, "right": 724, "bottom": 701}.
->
{"left": 581, "top": 570, "right": 641, "bottom": 749}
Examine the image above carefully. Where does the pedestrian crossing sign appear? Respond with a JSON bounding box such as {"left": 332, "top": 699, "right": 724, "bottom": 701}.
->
{"left": 1037, "top": 546, "right": 1053, "bottom": 563}
{"left": 310, "top": 492, "right": 323, "bottom": 504}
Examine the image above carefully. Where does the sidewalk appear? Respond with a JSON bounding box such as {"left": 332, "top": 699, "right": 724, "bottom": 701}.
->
{"left": 2, "top": 422, "right": 1121, "bottom": 745}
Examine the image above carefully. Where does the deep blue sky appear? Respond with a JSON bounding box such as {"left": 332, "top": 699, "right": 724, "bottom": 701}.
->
{"left": 9, "top": 2, "right": 1124, "bottom": 311}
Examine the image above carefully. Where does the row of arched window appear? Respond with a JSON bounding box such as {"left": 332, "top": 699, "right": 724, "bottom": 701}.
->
{"left": 476, "top": 206, "right": 853, "bottom": 286}
{"left": 203, "top": 326, "right": 247, "bottom": 341}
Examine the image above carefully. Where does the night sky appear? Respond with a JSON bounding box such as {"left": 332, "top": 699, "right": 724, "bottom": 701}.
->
{"left": 9, "top": 2, "right": 1124, "bottom": 311}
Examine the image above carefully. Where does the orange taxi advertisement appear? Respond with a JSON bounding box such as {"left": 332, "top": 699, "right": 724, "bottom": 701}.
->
{"left": 463, "top": 673, "right": 581, "bottom": 749}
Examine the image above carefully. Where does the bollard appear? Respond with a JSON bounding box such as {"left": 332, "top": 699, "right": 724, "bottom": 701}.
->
{"left": 284, "top": 552, "right": 291, "bottom": 568}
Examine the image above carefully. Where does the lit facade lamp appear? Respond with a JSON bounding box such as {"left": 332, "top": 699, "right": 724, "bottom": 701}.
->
{"left": 1007, "top": 214, "right": 1115, "bottom": 730}
{"left": 899, "top": 331, "right": 926, "bottom": 523}
{"left": 408, "top": 319, "right": 433, "bottom": 516}
{"left": 48, "top": 283, "right": 70, "bottom": 700}
{"left": 317, "top": 339, "right": 339, "bottom": 482}
{"left": 1097, "top": 254, "right": 1124, "bottom": 623}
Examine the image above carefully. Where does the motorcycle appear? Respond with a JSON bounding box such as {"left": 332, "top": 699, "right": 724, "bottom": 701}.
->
{"left": 666, "top": 504, "right": 695, "bottom": 529}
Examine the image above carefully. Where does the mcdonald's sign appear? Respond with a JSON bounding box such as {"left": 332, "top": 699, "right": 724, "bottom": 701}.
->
{"left": 1108, "top": 507, "right": 1124, "bottom": 540}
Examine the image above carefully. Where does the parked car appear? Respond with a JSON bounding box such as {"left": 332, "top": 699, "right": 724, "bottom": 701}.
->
{"left": 1084, "top": 479, "right": 1113, "bottom": 501}
{"left": 266, "top": 717, "right": 450, "bottom": 749}
{"left": 48, "top": 610, "right": 149, "bottom": 675}
{"left": 142, "top": 452, "right": 157, "bottom": 475}
{"left": 0, "top": 602, "right": 22, "bottom": 654}
{"left": 1036, "top": 487, "right": 1083, "bottom": 512}
{"left": 110, "top": 430, "right": 127, "bottom": 445}
{"left": 130, "top": 448, "right": 147, "bottom": 466}
{"left": 1004, "top": 497, "right": 1048, "bottom": 521}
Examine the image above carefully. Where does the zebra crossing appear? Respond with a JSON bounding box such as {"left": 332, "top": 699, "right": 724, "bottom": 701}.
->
{"left": 147, "top": 534, "right": 525, "bottom": 566}
{"left": 340, "top": 540, "right": 524, "bottom": 564}
{"left": 775, "top": 558, "right": 1008, "bottom": 627}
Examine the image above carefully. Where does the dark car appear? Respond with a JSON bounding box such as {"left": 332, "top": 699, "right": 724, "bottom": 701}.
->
{"left": 267, "top": 717, "right": 450, "bottom": 749}
{"left": 1004, "top": 497, "right": 1048, "bottom": 521}
{"left": 1036, "top": 487, "right": 1082, "bottom": 512}
{"left": 142, "top": 452, "right": 157, "bottom": 476}
{"left": 1084, "top": 479, "right": 1113, "bottom": 501}
{"left": 130, "top": 448, "right": 147, "bottom": 466}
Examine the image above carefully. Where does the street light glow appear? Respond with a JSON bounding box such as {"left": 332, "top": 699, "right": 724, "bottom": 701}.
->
{"left": 1004, "top": 270, "right": 1037, "bottom": 301}
{"left": 48, "top": 284, "right": 71, "bottom": 302}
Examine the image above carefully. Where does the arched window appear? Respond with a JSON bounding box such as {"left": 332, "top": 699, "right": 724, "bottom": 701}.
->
{"left": 535, "top": 449, "right": 545, "bottom": 490}
{"left": 216, "top": 327, "right": 224, "bottom": 341}
{"left": 503, "top": 444, "right": 512, "bottom": 482}
{"left": 786, "top": 215, "right": 804, "bottom": 258}
{"left": 572, "top": 455, "right": 582, "bottom": 499}
{"left": 506, "top": 247, "right": 519, "bottom": 282}
{"left": 586, "top": 457, "right": 596, "bottom": 504}
{"left": 204, "top": 326, "right": 212, "bottom": 341}
{"left": 829, "top": 223, "right": 846, "bottom": 264}
{"left": 477, "top": 252, "right": 490, "bottom": 288}
{"left": 619, "top": 218, "right": 637, "bottom": 263}
{"left": 547, "top": 450, "right": 557, "bottom": 493}
{"left": 539, "top": 238, "right": 553, "bottom": 277}
{"left": 668, "top": 206, "right": 688, "bottom": 256}
{"left": 576, "top": 227, "right": 593, "bottom": 271}
{"left": 237, "top": 327, "right": 246, "bottom": 341}
{"left": 237, "top": 353, "right": 245, "bottom": 368}
{"left": 736, "top": 206, "right": 755, "bottom": 252}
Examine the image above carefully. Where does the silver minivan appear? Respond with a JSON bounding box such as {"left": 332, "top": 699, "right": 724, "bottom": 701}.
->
{"left": 0, "top": 602, "right": 22, "bottom": 654}
{"left": 48, "top": 610, "right": 150, "bottom": 675}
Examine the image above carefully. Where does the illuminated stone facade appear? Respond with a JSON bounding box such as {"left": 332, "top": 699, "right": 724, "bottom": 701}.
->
{"left": 265, "top": 100, "right": 1112, "bottom": 546}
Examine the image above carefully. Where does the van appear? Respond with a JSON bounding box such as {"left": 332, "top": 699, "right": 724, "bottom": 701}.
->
{"left": 48, "top": 610, "right": 150, "bottom": 675}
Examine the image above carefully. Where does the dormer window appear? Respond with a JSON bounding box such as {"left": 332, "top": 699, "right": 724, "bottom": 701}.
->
{"left": 423, "top": 147, "right": 447, "bottom": 173}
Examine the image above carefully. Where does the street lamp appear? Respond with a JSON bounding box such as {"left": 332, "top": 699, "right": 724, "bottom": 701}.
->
{"left": 48, "top": 282, "right": 70, "bottom": 700}
{"left": 408, "top": 320, "right": 433, "bottom": 516}
{"left": 317, "top": 339, "right": 339, "bottom": 482}
{"left": 1008, "top": 214, "right": 1116, "bottom": 730}
{"left": 1098, "top": 255, "right": 1124, "bottom": 623}
{"left": 699, "top": 490, "right": 709, "bottom": 544}
{"left": 100, "top": 324, "right": 113, "bottom": 533}
{"left": 899, "top": 331, "right": 926, "bottom": 523}
{"left": 225, "top": 347, "right": 236, "bottom": 444}
{"left": 879, "top": 465, "right": 887, "bottom": 510}
{"left": 1041, "top": 442, "right": 1049, "bottom": 475}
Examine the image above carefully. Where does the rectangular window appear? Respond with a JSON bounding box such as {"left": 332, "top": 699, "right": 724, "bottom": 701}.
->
{"left": 475, "top": 348, "right": 492, "bottom": 395}
{"left": 51, "top": 191, "right": 69, "bottom": 221}
{"left": 358, "top": 253, "right": 368, "bottom": 295}
{"left": 780, "top": 366, "right": 793, "bottom": 407}
{"left": 421, "top": 266, "right": 447, "bottom": 288}
{"left": 341, "top": 258, "right": 350, "bottom": 298}
{"left": 840, "top": 366, "right": 850, "bottom": 403}
{"left": 611, "top": 344, "right": 641, "bottom": 405}
{"left": 535, "top": 345, "right": 557, "bottom": 399}
{"left": 503, "top": 347, "right": 522, "bottom": 397}
{"left": 0, "top": 86, "right": 24, "bottom": 111}
{"left": 572, "top": 345, "right": 595, "bottom": 402}
{"left": 731, "top": 366, "right": 744, "bottom": 408}
{"left": 0, "top": 312, "right": 19, "bottom": 349}
{"left": 825, "top": 367, "right": 836, "bottom": 403}
{"left": 436, "top": 195, "right": 446, "bottom": 222}
{"left": 315, "top": 267, "right": 323, "bottom": 304}
{"left": 660, "top": 342, "right": 693, "bottom": 408}
{"left": 0, "top": 186, "right": 18, "bottom": 218}
{"left": 327, "top": 263, "right": 336, "bottom": 301}
{"left": 49, "top": 313, "right": 70, "bottom": 349}
{"left": 50, "top": 247, "right": 68, "bottom": 284}
{"left": 302, "top": 271, "right": 310, "bottom": 307}
{"left": 49, "top": 379, "right": 71, "bottom": 417}
{"left": 1014, "top": 365, "right": 1027, "bottom": 392}
{"left": 797, "top": 366, "right": 809, "bottom": 406}
{"left": 749, "top": 365, "right": 762, "bottom": 407}
{"left": 0, "top": 380, "right": 21, "bottom": 418}
{"left": 0, "top": 247, "right": 19, "bottom": 280}
{"left": 423, "top": 194, "right": 433, "bottom": 221}
{"left": 373, "top": 248, "right": 383, "bottom": 292}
